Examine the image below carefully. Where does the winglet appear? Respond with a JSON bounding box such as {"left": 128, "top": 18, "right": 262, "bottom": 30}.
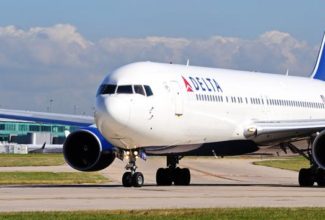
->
{"left": 311, "top": 33, "right": 325, "bottom": 81}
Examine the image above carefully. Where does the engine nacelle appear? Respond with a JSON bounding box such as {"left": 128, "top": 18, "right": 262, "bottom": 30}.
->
{"left": 312, "top": 130, "right": 325, "bottom": 169}
{"left": 63, "top": 127, "right": 115, "bottom": 171}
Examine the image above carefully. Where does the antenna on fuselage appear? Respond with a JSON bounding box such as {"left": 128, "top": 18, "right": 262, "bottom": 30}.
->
{"left": 186, "top": 59, "right": 190, "bottom": 66}
{"left": 286, "top": 69, "right": 289, "bottom": 76}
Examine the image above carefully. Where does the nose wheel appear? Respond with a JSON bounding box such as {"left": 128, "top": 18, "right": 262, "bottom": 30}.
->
{"left": 122, "top": 171, "right": 144, "bottom": 187}
{"left": 122, "top": 150, "right": 144, "bottom": 187}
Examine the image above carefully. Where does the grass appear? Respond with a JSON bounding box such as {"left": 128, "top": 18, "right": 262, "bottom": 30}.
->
{"left": 253, "top": 156, "right": 310, "bottom": 171}
{"left": 0, "top": 172, "right": 108, "bottom": 185}
{"left": 0, "top": 208, "right": 325, "bottom": 220}
{"left": 0, "top": 154, "right": 65, "bottom": 167}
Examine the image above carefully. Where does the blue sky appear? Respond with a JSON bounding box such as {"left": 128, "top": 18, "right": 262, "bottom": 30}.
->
{"left": 1, "top": 0, "right": 324, "bottom": 43}
{"left": 0, "top": 0, "right": 324, "bottom": 113}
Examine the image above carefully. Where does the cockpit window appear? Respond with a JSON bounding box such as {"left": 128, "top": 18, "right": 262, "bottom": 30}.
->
{"left": 117, "top": 85, "right": 133, "bottom": 94}
{"left": 144, "top": 85, "right": 153, "bottom": 96}
{"left": 98, "top": 84, "right": 153, "bottom": 96}
{"left": 97, "top": 84, "right": 117, "bottom": 96}
{"left": 134, "top": 85, "right": 145, "bottom": 96}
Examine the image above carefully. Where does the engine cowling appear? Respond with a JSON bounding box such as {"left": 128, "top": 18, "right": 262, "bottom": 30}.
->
{"left": 63, "top": 127, "right": 115, "bottom": 171}
{"left": 312, "top": 130, "right": 325, "bottom": 169}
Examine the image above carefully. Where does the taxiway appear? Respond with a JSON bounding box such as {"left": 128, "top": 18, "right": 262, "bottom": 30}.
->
{"left": 0, "top": 157, "right": 325, "bottom": 212}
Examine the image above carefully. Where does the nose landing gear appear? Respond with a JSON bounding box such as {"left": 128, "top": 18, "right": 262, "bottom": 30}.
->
{"left": 122, "top": 150, "right": 144, "bottom": 187}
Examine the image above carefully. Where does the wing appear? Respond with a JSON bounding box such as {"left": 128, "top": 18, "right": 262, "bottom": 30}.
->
{"left": 243, "top": 119, "right": 325, "bottom": 145}
{"left": 0, "top": 108, "right": 93, "bottom": 127}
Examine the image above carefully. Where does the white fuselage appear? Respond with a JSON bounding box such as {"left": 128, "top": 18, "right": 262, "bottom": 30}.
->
{"left": 95, "top": 62, "right": 325, "bottom": 152}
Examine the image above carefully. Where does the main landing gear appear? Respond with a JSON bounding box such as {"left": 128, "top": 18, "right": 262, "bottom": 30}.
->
{"left": 122, "top": 150, "right": 144, "bottom": 187}
{"left": 280, "top": 142, "right": 325, "bottom": 187}
{"left": 156, "top": 155, "right": 191, "bottom": 186}
{"left": 299, "top": 167, "right": 325, "bottom": 187}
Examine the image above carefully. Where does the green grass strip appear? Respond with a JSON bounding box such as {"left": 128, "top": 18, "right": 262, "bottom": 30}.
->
{"left": 253, "top": 156, "right": 309, "bottom": 171}
{"left": 0, "top": 154, "right": 65, "bottom": 167}
{"left": 0, "top": 172, "right": 108, "bottom": 185}
{"left": 0, "top": 208, "right": 325, "bottom": 220}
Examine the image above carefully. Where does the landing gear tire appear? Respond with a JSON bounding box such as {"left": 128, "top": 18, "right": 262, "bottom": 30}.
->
{"left": 156, "top": 168, "right": 164, "bottom": 186}
{"left": 122, "top": 172, "right": 144, "bottom": 187}
{"left": 156, "top": 155, "right": 191, "bottom": 186}
{"left": 316, "top": 169, "right": 325, "bottom": 187}
{"left": 122, "top": 172, "right": 133, "bottom": 187}
{"left": 156, "top": 168, "right": 172, "bottom": 186}
{"left": 156, "top": 168, "right": 191, "bottom": 186}
{"left": 132, "top": 172, "right": 144, "bottom": 187}
{"left": 174, "top": 168, "right": 191, "bottom": 186}
{"left": 299, "top": 168, "right": 314, "bottom": 187}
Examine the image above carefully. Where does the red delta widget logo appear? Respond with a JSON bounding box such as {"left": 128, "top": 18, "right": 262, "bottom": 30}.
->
{"left": 182, "top": 76, "right": 223, "bottom": 93}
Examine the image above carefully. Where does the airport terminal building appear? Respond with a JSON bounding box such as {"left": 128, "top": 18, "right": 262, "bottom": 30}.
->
{"left": 0, "top": 120, "right": 79, "bottom": 145}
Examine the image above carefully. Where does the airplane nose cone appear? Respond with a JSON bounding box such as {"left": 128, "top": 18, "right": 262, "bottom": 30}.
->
{"left": 95, "top": 96, "right": 130, "bottom": 136}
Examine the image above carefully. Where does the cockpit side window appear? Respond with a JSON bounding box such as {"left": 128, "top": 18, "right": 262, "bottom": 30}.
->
{"left": 134, "top": 85, "right": 145, "bottom": 96}
{"left": 97, "top": 84, "right": 117, "bottom": 96}
{"left": 117, "top": 85, "right": 133, "bottom": 94}
{"left": 144, "top": 85, "right": 153, "bottom": 96}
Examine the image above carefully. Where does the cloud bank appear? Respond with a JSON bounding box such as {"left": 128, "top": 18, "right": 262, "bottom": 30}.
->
{"left": 0, "top": 24, "right": 318, "bottom": 113}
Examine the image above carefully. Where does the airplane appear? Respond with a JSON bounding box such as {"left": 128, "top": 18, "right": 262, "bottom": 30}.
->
{"left": 0, "top": 33, "right": 325, "bottom": 188}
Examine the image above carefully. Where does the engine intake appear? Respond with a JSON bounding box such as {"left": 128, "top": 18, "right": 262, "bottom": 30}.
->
{"left": 63, "top": 127, "right": 115, "bottom": 171}
{"left": 312, "top": 130, "right": 325, "bottom": 169}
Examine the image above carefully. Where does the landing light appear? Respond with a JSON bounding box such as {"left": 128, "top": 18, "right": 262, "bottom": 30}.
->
{"left": 244, "top": 127, "right": 258, "bottom": 138}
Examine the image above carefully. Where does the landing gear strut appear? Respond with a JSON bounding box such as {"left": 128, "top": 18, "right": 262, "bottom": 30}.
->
{"left": 156, "top": 155, "right": 191, "bottom": 186}
{"left": 122, "top": 150, "right": 144, "bottom": 187}
{"left": 281, "top": 141, "right": 325, "bottom": 187}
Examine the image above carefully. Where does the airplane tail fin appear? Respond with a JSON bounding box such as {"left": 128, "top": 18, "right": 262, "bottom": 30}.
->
{"left": 311, "top": 33, "right": 325, "bottom": 81}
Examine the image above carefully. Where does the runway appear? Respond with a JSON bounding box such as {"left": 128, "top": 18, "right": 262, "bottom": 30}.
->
{"left": 1, "top": 157, "right": 325, "bottom": 212}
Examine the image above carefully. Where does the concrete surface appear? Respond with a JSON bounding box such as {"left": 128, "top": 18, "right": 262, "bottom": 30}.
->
{"left": 0, "top": 157, "right": 325, "bottom": 212}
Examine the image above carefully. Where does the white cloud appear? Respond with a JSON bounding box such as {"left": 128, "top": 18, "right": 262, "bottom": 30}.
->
{"left": 0, "top": 24, "right": 92, "bottom": 68}
{"left": 0, "top": 24, "right": 319, "bottom": 113}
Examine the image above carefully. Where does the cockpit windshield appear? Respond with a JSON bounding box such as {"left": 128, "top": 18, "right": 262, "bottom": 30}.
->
{"left": 134, "top": 85, "right": 145, "bottom": 96}
{"left": 97, "top": 84, "right": 116, "bottom": 96}
{"left": 97, "top": 84, "right": 154, "bottom": 96}
{"left": 144, "top": 85, "right": 153, "bottom": 96}
{"left": 117, "top": 85, "right": 133, "bottom": 94}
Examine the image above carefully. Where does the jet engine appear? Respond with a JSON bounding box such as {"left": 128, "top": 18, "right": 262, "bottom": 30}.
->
{"left": 312, "top": 130, "right": 325, "bottom": 169}
{"left": 63, "top": 127, "right": 115, "bottom": 171}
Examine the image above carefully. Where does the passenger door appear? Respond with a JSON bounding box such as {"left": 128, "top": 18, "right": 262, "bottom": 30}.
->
{"left": 170, "top": 81, "right": 184, "bottom": 116}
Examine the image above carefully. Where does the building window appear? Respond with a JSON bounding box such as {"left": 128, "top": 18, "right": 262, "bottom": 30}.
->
{"left": 41, "top": 126, "right": 51, "bottom": 132}
{"left": 29, "top": 125, "right": 40, "bottom": 132}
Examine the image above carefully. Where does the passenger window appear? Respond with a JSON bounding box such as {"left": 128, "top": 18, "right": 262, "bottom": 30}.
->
{"left": 144, "top": 85, "right": 153, "bottom": 96}
{"left": 117, "top": 85, "right": 133, "bottom": 94}
{"left": 97, "top": 84, "right": 117, "bottom": 96}
{"left": 134, "top": 85, "right": 145, "bottom": 96}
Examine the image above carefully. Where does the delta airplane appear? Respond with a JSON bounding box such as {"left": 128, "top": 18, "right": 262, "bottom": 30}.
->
{"left": 1, "top": 34, "right": 325, "bottom": 187}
